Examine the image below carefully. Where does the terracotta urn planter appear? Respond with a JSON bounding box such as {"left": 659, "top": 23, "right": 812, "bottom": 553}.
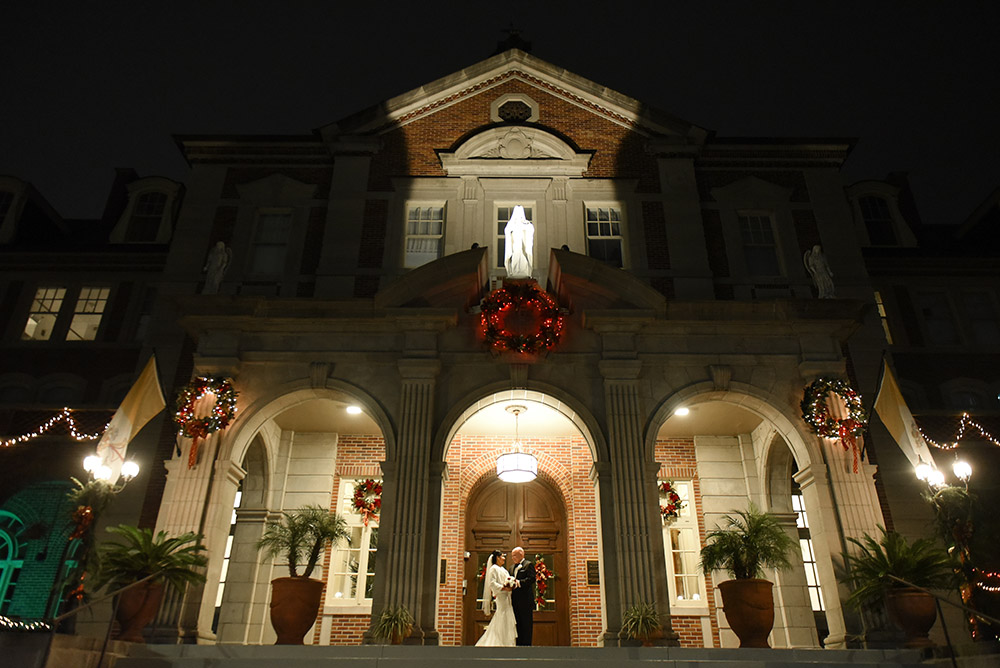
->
{"left": 114, "top": 581, "right": 165, "bottom": 643}
{"left": 269, "top": 577, "right": 325, "bottom": 644}
{"left": 717, "top": 579, "right": 774, "bottom": 648}
{"left": 885, "top": 588, "right": 937, "bottom": 648}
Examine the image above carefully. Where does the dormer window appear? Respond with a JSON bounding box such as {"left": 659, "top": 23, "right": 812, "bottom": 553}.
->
{"left": 109, "top": 177, "right": 181, "bottom": 244}
{"left": 0, "top": 191, "right": 13, "bottom": 223}
{"left": 859, "top": 195, "right": 896, "bottom": 246}
{"left": 125, "top": 192, "right": 168, "bottom": 242}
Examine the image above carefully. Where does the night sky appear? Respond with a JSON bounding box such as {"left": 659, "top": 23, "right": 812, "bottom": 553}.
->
{"left": 3, "top": 3, "right": 998, "bottom": 225}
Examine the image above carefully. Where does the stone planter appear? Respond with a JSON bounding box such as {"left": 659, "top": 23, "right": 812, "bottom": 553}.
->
{"left": 114, "top": 581, "right": 165, "bottom": 643}
{"left": 885, "top": 588, "right": 937, "bottom": 648}
{"left": 717, "top": 578, "right": 774, "bottom": 648}
{"left": 269, "top": 577, "right": 325, "bottom": 644}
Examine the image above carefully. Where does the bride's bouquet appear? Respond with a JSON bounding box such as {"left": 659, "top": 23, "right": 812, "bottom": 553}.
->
{"left": 503, "top": 574, "right": 517, "bottom": 588}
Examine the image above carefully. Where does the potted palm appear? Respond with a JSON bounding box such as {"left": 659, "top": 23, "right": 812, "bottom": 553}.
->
{"left": 620, "top": 601, "right": 662, "bottom": 646}
{"left": 371, "top": 604, "right": 414, "bottom": 644}
{"left": 699, "top": 503, "right": 796, "bottom": 648}
{"left": 256, "top": 505, "right": 351, "bottom": 644}
{"left": 91, "top": 525, "right": 207, "bottom": 642}
{"left": 840, "top": 527, "right": 957, "bottom": 648}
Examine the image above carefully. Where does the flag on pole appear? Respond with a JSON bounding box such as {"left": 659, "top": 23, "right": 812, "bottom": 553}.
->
{"left": 95, "top": 355, "right": 166, "bottom": 483}
{"left": 873, "top": 359, "right": 936, "bottom": 469}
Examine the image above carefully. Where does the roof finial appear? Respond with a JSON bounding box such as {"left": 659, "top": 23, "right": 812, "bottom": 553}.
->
{"left": 494, "top": 24, "right": 532, "bottom": 55}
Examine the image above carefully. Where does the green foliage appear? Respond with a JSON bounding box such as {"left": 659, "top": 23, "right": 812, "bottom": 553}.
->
{"left": 371, "top": 604, "right": 413, "bottom": 644}
{"left": 620, "top": 601, "right": 662, "bottom": 641}
{"left": 839, "top": 526, "right": 958, "bottom": 610}
{"left": 699, "top": 503, "right": 796, "bottom": 580}
{"left": 67, "top": 477, "right": 115, "bottom": 515}
{"left": 256, "top": 505, "right": 350, "bottom": 578}
{"left": 92, "top": 525, "right": 207, "bottom": 593}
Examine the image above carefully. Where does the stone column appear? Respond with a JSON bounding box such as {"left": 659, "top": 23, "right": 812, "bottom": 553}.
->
{"left": 151, "top": 433, "right": 228, "bottom": 642}
{"left": 369, "top": 358, "right": 440, "bottom": 644}
{"left": 599, "top": 360, "right": 679, "bottom": 646}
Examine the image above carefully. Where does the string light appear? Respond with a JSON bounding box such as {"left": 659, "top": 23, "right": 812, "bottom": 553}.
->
{"left": 973, "top": 569, "right": 1000, "bottom": 593}
{"left": 0, "top": 408, "right": 105, "bottom": 448}
{"left": 0, "top": 615, "right": 51, "bottom": 632}
{"left": 918, "top": 413, "right": 1000, "bottom": 451}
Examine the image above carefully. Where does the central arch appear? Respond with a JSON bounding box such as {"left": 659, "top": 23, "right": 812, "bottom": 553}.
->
{"left": 463, "top": 475, "right": 570, "bottom": 646}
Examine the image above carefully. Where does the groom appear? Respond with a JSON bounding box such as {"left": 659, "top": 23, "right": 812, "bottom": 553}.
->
{"left": 509, "top": 546, "right": 535, "bottom": 646}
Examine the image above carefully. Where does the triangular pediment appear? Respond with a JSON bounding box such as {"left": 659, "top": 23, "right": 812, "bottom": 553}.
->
{"left": 319, "top": 49, "right": 708, "bottom": 145}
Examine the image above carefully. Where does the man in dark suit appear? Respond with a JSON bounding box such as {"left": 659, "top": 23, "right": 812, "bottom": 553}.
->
{"left": 509, "top": 546, "right": 535, "bottom": 646}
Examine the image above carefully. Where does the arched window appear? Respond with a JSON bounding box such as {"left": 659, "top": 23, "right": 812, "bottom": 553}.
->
{"left": 126, "top": 191, "right": 168, "bottom": 242}
{"left": 0, "top": 511, "right": 25, "bottom": 614}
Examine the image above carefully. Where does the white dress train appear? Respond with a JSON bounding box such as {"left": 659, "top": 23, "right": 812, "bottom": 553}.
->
{"left": 475, "top": 564, "right": 518, "bottom": 646}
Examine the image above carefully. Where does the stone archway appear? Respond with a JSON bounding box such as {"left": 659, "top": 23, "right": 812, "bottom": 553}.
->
{"left": 462, "top": 476, "right": 570, "bottom": 646}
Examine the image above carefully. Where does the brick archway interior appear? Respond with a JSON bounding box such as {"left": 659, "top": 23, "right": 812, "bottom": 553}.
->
{"left": 438, "top": 429, "right": 602, "bottom": 645}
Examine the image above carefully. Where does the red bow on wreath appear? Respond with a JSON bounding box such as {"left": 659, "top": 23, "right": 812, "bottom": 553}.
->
{"left": 352, "top": 479, "right": 382, "bottom": 526}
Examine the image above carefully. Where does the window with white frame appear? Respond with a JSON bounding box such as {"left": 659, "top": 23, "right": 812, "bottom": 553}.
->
{"left": 960, "top": 291, "right": 1000, "bottom": 345}
{"left": 22, "top": 287, "right": 66, "bottom": 341}
{"left": 859, "top": 195, "right": 896, "bottom": 246}
{"left": 914, "top": 291, "right": 960, "bottom": 345}
{"left": 66, "top": 287, "right": 110, "bottom": 341}
{"left": 585, "top": 205, "right": 624, "bottom": 268}
{"left": 249, "top": 211, "right": 293, "bottom": 275}
{"left": 405, "top": 205, "right": 445, "bottom": 268}
{"left": 496, "top": 205, "right": 532, "bottom": 269}
{"left": 738, "top": 214, "right": 781, "bottom": 276}
{"left": 791, "top": 484, "right": 825, "bottom": 612}
{"left": 660, "top": 480, "right": 705, "bottom": 606}
{"left": 125, "top": 192, "right": 167, "bottom": 242}
{"left": 329, "top": 479, "right": 379, "bottom": 606}
{"left": 212, "top": 485, "right": 241, "bottom": 633}
{"left": 873, "top": 291, "right": 894, "bottom": 344}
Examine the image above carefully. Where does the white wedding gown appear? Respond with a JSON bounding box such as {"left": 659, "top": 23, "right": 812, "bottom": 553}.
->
{"left": 475, "top": 564, "right": 517, "bottom": 646}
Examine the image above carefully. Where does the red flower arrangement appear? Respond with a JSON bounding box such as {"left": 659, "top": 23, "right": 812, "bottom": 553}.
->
{"left": 534, "top": 555, "right": 556, "bottom": 609}
{"left": 480, "top": 281, "right": 564, "bottom": 355}
{"left": 352, "top": 478, "right": 382, "bottom": 526}
{"left": 659, "top": 480, "right": 685, "bottom": 522}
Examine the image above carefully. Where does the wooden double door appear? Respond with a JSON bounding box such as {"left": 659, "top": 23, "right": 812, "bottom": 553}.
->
{"left": 463, "top": 477, "right": 569, "bottom": 645}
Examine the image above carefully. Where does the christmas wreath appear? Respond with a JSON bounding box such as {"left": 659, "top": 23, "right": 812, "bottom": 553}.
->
{"left": 174, "top": 377, "right": 238, "bottom": 467}
{"left": 534, "top": 555, "right": 556, "bottom": 609}
{"left": 800, "top": 377, "right": 868, "bottom": 472}
{"left": 659, "top": 480, "right": 685, "bottom": 522}
{"left": 480, "top": 281, "right": 564, "bottom": 355}
{"left": 352, "top": 478, "right": 382, "bottom": 526}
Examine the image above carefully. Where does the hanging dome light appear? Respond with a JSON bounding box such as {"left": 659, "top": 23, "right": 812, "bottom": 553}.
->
{"left": 496, "top": 405, "right": 538, "bottom": 483}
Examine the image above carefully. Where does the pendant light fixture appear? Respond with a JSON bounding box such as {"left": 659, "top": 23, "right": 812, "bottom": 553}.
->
{"left": 496, "top": 405, "right": 538, "bottom": 483}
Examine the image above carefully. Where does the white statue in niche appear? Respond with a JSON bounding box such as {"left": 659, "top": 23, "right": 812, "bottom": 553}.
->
{"left": 504, "top": 205, "right": 534, "bottom": 278}
{"left": 202, "top": 241, "right": 233, "bottom": 294}
{"left": 803, "top": 244, "right": 835, "bottom": 299}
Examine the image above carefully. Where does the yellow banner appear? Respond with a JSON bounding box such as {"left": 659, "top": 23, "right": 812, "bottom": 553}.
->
{"left": 95, "top": 356, "right": 166, "bottom": 482}
{"left": 873, "top": 361, "right": 935, "bottom": 469}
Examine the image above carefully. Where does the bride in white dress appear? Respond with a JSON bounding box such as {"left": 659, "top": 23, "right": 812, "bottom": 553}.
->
{"left": 475, "top": 550, "right": 517, "bottom": 646}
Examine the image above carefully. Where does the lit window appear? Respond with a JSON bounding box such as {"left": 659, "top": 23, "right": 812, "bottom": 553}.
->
{"left": 660, "top": 480, "right": 706, "bottom": 605}
{"left": 125, "top": 192, "right": 167, "bottom": 242}
{"left": 738, "top": 214, "right": 781, "bottom": 276}
{"left": 873, "top": 291, "right": 893, "bottom": 344}
{"left": 405, "top": 205, "right": 445, "bottom": 268}
{"left": 213, "top": 486, "right": 241, "bottom": 633}
{"left": 329, "top": 479, "right": 379, "bottom": 605}
{"left": 585, "top": 206, "right": 624, "bottom": 268}
{"left": 859, "top": 196, "right": 896, "bottom": 246}
{"left": 915, "top": 291, "right": 959, "bottom": 345}
{"left": 792, "top": 488, "right": 825, "bottom": 612}
{"left": 22, "top": 287, "right": 66, "bottom": 341}
{"left": 66, "top": 287, "right": 110, "bottom": 341}
{"left": 496, "top": 205, "right": 532, "bottom": 269}
{"left": 249, "top": 212, "right": 292, "bottom": 275}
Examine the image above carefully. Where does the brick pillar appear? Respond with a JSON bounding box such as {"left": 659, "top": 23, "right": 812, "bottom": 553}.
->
{"left": 599, "top": 359, "right": 679, "bottom": 646}
{"left": 369, "top": 359, "right": 440, "bottom": 644}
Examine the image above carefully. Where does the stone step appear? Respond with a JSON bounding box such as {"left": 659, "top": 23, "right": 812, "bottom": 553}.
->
{"left": 116, "top": 645, "right": 927, "bottom": 668}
